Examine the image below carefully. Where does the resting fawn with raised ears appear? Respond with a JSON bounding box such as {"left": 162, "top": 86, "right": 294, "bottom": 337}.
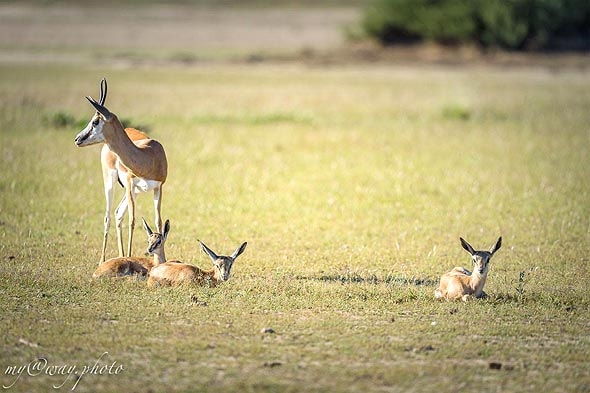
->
{"left": 93, "top": 218, "right": 170, "bottom": 278}
{"left": 147, "top": 241, "right": 247, "bottom": 287}
{"left": 435, "top": 237, "right": 502, "bottom": 301}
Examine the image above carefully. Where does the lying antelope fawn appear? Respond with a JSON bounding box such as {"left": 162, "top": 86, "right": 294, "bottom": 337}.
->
{"left": 435, "top": 237, "right": 502, "bottom": 301}
{"left": 93, "top": 218, "right": 170, "bottom": 279}
{"left": 148, "top": 241, "right": 247, "bottom": 287}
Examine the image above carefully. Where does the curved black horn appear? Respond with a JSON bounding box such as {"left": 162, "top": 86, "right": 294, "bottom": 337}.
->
{"left": 86, "top": 96, "right": 111, "bottom": 120}
{"left": 99, "top": 78, "right": 108, "bottom": 106}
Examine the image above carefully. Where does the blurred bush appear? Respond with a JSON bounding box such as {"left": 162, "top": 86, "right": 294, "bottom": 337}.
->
{"left": 43, "top": 111, "right": 77, "bottom": 128}
{"left": 43, "top": 110, "right": 151, "bottom": 133}
{"left": 441, "top": 104, "right": 471, "bottom": 121}
{"left": 362, "top": 0, "right": 590, "bottom": 50}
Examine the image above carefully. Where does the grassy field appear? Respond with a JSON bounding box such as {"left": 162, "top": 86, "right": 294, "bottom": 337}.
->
{"left": 0, "top": 61, "right": 588, "bottom": 392}
{"left": 0, "top": 3, "right": 589, "bottom": 390}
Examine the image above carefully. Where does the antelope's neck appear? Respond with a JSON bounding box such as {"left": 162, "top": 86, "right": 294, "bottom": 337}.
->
{"left": 469, "top": 271, "right": 487, "bottom": 296}
{"left": 153, "top": 249, "right": 166, "bottom": 265}
{"left": 103, "top": 118, "right": 148, "bottom": 177}
{"left": 206, "top": 268, "right": 221, "bottom": 282}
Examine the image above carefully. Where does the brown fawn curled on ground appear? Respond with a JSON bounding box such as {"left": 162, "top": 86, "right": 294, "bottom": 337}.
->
{"left": 92, "top": 218, "right": 170, "bottom": 279}
{"left": 147, "top": 241, "right": 247, "bottom": 287}
{"left": 435, "top": 237, "right": 502, "bottom": 301}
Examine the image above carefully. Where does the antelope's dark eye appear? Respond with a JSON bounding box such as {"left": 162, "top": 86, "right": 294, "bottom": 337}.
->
{"left": 92, "top": 119, "right": 99, "bottom": 127}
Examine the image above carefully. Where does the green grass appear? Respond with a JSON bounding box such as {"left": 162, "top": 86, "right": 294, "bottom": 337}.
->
{"left": 0, "top": 62, "right": 589, "bottom": 392}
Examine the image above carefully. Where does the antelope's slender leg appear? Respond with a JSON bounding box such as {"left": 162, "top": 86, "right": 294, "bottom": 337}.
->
{"left": 100, "top": 168, "right": 117, "bottom": 263}
{"left": 115, "top": 195, "right": 128, "bottom": 257}
{"left": 153, "top": 185, "right": 163, "bottom": 233}
{"left": 126, "top": 177, "right": 136, "bottom": 257}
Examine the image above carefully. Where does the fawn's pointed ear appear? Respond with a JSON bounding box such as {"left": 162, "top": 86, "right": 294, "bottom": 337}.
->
{"left": 142, "top": 217, "right": 153, "bottom": 235}
{"left": 490, "top": 237, "right": 502, "bottom": 255}
{"left": 199, "top": 240, "right": 219, "bottom": 261}
{"left": 86, "top": 96, "right": 112, "bottom": 120}
{"left": 162, "top": 220, "right": 171, "bottom": 241}
{"left": 231, "top": 242, "right": 248, "bottom": 260}
{"left": 460, "top": 237, "right": 475, "bottom": 255}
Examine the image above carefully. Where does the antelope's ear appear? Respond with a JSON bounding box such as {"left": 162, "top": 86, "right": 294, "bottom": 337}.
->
{"left": 460, "top": 237, "right": 475, "bottom": 255}
{"left": 86, "top": 96, "right": 112, "bottom": 120}
{"left": 490, "top": 237, "right": 502, "bottom": 255}
{"left": 162, "top": 220, "right": 171, "bottom": 241}
{"left": 199, "top": 240, "right": 219, "bottom": 261}
{"left": 231, "top": 242, "right": 248, "bottom": 260}
{"left": 142, "top": 217, "right": 153, "bottom": 235}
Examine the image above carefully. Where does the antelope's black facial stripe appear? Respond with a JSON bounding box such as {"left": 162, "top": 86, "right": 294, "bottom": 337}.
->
{"left": 77, "top": 132, "right": 90, "bottom": 143}
{"left": 149, "top": 238, "right": 161, "bottom": 252}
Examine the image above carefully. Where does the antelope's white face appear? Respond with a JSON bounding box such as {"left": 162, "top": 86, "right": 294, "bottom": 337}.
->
{"left": 146, "top": 232, "right": 164, "bottom": 255}
{"left": 74, "top": 113, "right": 106, "bottom": 147}
{"left": 143, "top": 218, "right": 170, "bottom": 256}
{"left": 471, "top": 252, "right": 492, "bottom": 275}
{"left": 213, "top": 258, "right": 234, "bottom": 282}
{"left": 200, "top": 241, "right": 247, "bottom": 282}
{"left": 460, "top": 237, "right": 502, "bottom": 276}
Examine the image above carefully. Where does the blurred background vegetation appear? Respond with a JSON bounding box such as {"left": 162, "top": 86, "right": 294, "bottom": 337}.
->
{"left": 362, "top": 0, "right": 590, "bottom": 50}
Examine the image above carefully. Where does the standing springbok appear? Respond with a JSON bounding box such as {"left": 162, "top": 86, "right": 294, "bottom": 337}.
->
{"left": 93, "top": 218, "right": 170, "bottom": 278}
{"left": 74, "top": 78, "right": 167, "bottom": 263}
{"left": 435, "top": 237, "right": 502, "bottom": 301}
{"left": 148, "top": 241, "right": 247, "bottom": 287}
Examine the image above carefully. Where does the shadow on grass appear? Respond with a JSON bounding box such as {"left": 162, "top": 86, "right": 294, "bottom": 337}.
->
{"left": 296, "top": 273, "right": 438, "bottom": 287}
{"left": 488, "top": 292, "right": 581, "bottom": 312}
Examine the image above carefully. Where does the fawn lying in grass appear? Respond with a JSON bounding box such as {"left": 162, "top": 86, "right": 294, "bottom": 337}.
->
{"left": 93, "top": 218, "right": 170, "bottom": 278}
{"left": 148, "top": 241, "right": 247, "bottom": 287}
{"left": 435, "top": 237, "right": 502, "bottom": 301}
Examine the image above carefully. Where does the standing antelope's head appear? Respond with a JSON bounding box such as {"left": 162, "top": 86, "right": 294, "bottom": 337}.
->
{"left": 460, "top": 237, "right": 502, "bottom": 276}
{"left": 143, "top": 218, "right": 170, "bottom": 256}
{"left": 74, "top": 78, "right": 115, "bottom": 147}
{"left": 199, "top": 241, "right": 248, "bottom": 282}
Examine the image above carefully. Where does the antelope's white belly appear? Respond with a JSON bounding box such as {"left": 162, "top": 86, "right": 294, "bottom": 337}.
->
{"left": 117, "top": 167, "right": 161, "bottom": 193}
{"left": 133, "top": 178, "right": 161, "bottom": 193}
